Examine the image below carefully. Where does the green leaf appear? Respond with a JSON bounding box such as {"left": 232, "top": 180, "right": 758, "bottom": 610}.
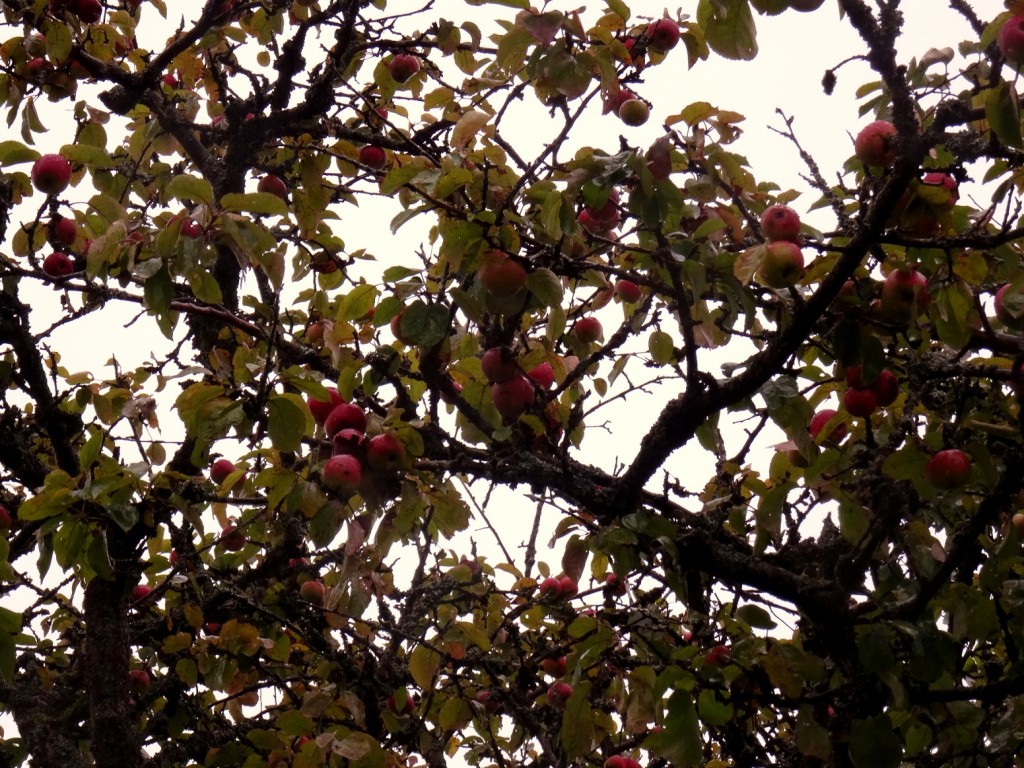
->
{"left": 187, "top": 270, "right": 224, "bottom": 305}
{"left": 0, "top": 140, "right": 39, "bottom": 166}
{"left": 78, "top": 428, "right": 103, "bottom": 470}
{"left": 409, "top": 643, "right": 442, "bottom": 689}
{"left": 607, "top": 0, "right": 630, "bottom": 20}
{"left": 850, "top": 716, "right": 903, "bottom": 768}
{"left": 525, "top": 268, "right": 563, "bottom": 307}
{"left": 221, "top": 192, "right": 289, "bottom": 216}
{"left": 795, "top": 706, "right": 832, "bottom": 760}
{"left": 167, "top": 174, "right": 216, "bottom": 205}
{"left": 275, "top": 709, "right": 314, "bottom": 736}
{"left": 175, "top": 658, "right": 199, "bottom": 687}
{"left": 144, "top": 265, "right": 174, "bottom": 315}
{"left": 339, "top": 284, "right": 379, "bottom": 321}
{"left": 648, "top": 330, "right": 675, "bottom": 364}
{"left": 399, "top": 301, "right": 451, "bottom": 348}
{"left": 697, "top": 689, "right": 733, "bottom": 726}
{"left": 560, "top": 681, "right": 594, "bottom": 758}
{"left": 267, "top": 394, "right": 309, "bottom": 452}
{"left": 698, "top": 0, "right": 758, "bottom": 61}
{"left": 59, "top": 143, "right": 114, "bottom": 168}
{"left": 736, "top": 603, "right": 776, "bottom": 629}
{"left": 646, "top": 690, "right": 703, "bottom": 767}
{"left": 380, "top": 165, "right": 427, "bottom": 196}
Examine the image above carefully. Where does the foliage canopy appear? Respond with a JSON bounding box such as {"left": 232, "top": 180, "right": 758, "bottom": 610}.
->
{"left": 1, "top": 1, "right": 1024, "bottom": 767}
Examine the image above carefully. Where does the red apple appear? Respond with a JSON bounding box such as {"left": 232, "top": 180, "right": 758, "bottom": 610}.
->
{"left": 558, "top": 576, "right": 578, "bottom": 598}
{"left": 998, "top": 14, "right": 1024, "bottom": 67}
{"left": 604, "top": 757, "right": 630, "bottom": 768}
{"left": 210, "top": 458, "right": 236, "bottom": 484}
{"left": 358, "top": 145, "right": 388, "bottom": 170}
{"left": 332, "top": 428, "right": 366, "bottom": 456}
{"left": 180, "top": 218, "right": 203, "bottom": 239}
{"left": 42, "top": 252, "right": 74, "bottom": 277}
{"left": 538, "top": 576, "right": 562, "bottom": 600}
{"left": 221, "top": 524, "right": 246, "bottom": 551}
{"left": 71, "top": 0, "right": 102, "bottom": 22}
{"left": 578, "top": 208, "right": 614, "bottom": 234}
{"left": 645, "top": 18, "right": 680, "bottom": 52}
{"left": 527, "top": 361, "right": 554, "bottom": 389}
{"left": 161, "top": 73, "right": 179, "bottom": 89}
{"left": 478, "top": 251, "right": 527, "bottom": 297}
{"left": 49, "top": 216, "right": 75, "bottom": 245}
{"left": 366, "top": 433, "right": 406, "bottom": 470}
{"left": 871, "top": 369, "right": 900, "bottom": 406}
{"left": 257, "top": 174, "right": 288, "bottom": 200}
{"left": 388, "top": 54, "right": 421, "bottom": 83}
{"left": 760, "top": 204, "right": 801, "bottom": 242}
{"left": 854, "top": 120, "right": 897, "bottom": 167}
{"left": 299, "top": 580, "right": 325, "bottom": 605}
{"left": 307, "top": 387, "right": 344, "bottom": 425}
{"left": 924, "top": 449, "right": 971, "bottom": 490}
{"left": 324, "top": 403, "right": 367, "bottom": 436}
{"left": 617, "top": 98, "right": 650, "bottom": 127}
{"left": 574, "top": 316, "right": 603, "bottom": 343}
{"left": 128, "top": 669, "right": 150, "bottom": 693}
{"left": 603, "top": 87, "right": 637, "bottom": 115}
{"left": 757, "top": 240, "right": 804, "bottom": 288}
{"left": 843, "top": 387, "right": 877, "bottom": 418}
{"left": 880, "top": 268, "right": 930, "bottom": 322}
{"left": 541, "top": 656, "right": 567, "bottom": 676}
{"left": 321, "top": 454, "right": 362, "bottom": 492}
{"left": 995, "top": 283, "right": 1024, "bottom": 330}
{"left": 809, "top": 409, "right": 847, "bottom": 443}
{"left": 615, "top": 279, "right": 643, "bottom": 303}
{"left": 603, "top": 573, "right": 627, "bottom": 596}
{"left": 919, "top": 172, "right": 958, "bottom": 210}
{"left": 481, "top": 346, "right": 519, "bottom": 383}
{"left": 131, "top": 584, "right": 152, "bottom": 601}
{"left": 546, "top": 682, "right": 573, "bottom": 707}
{"left": 387, "top": 689, "right": 416, "bottom": 715}
{"left": 0, "top": 505, "right": 12, "bottom": 529}
{"left": 31, "top": 154, "right": 72, "bottom": 195}
{"left": 704, "top": 644, "right": 731, "bottom": 666}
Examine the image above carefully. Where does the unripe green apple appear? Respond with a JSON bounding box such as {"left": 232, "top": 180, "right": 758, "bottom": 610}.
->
{"left": 757, "top": 241, "right": 804, "bottom": 288}
{"left": 617, "top": 98, "right": 650, "bottom": 127}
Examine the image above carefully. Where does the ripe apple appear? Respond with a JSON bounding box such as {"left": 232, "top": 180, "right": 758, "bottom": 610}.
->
{"left": 558, "top": 576, "right": 578, "bottom": 598}
{"left": 71, "top": 0, "right": 102, "bottom": 22}
{"left": 388, "top": 54, "right": 421, "bottom": 83}
{"left": 843, "top": 387, "right": 877, "bottom": 418}
{"left": 604, "top": 87, "right": 638, "bottom": 114}
{"left": 578, "top": 208, "right": 614, "bottom": 234}
{"left": 0, "top": 505, "right": 12, "bottom": 529}
{"left": 854, "top": 120, "right": 897, "bottom": 167}
{"left": 998, "top": 15, "right": 1024, "bottom": 67}
{"left": 645, "top": 18, "right": 680, "bottom": 52}
{"left": 995, "top": 283, "right": 1024, "bottom": 330}
{"left": 42, "top": 252, "right": 74, "bottom": 277}
{"left": 358, "top": 145, "right": 388, "bottom": 170}
{"left": 924, "top": 449, "right": 971, "bottom": 490}
{"left": 257, "top": 174, "right": 288, "bottom": 200}
{"left": 161, "top": 73, "right": 179, "bottom": 89}
{"left": 757, "top": 240, "right": 804, "bottom": 288}
{"left": 880, "top": 268, "right": 929, "bottom": 322}
{"left": 546, "top": 682, "right": 573, "bottom": 707}
{"left": 220, "top": 524, "right": 246, "bottom": 551}
{"left": 307, "top": 387, "right": 344, "bottom": 425}
{"left": 704, "top": 644, "right": 731, "bottom": 666}
{"left": 603, "top": 573, "right": 627, "bottom": 596}
{"left": 321, "top": 454, "right": 363, "bottom": 492}
{"left": 478, "top": 251, "right": 527, "bottom": 297}
{"left": 180, "top": 218, "right": 203, "bottom": 239}
{"left": 128, "top": 669, "right": 150, "bottom": 693}
{"left": 585, "top": 188, "right": 620, "bottom": 225}
{"left": 574, "top": 316, "right": 603, "bottom": 343}
{"left": 332, "top": 428, "right": 366, "bottom": 456}
{"left": 615, "top": 279, "right": 643, "bottom": 303}
{"left": 809, "top": 409, "right": 847, "bottom": 443}
{"left": 481, "top": 346, "right": 519, "bottom": 383}
{"left": 871, "top": 369, "right": 900, "bottom": 406}
{"left": 25, "top": 57, "right": 54, "bottom": 82}
{"left": 527, "top": 361, "right": 555, "bottom": 389}
{"left": 760, "top": 205, "right": 801, "bottom": 242}
{"left": 540, "top": 656, "right": 567, "bottom": 676}
{"left": 387, "top": 688, "right": 416, "bottom": 715}
{"left": 617, "top": 98, "right": 650, "bottom": 127}
{"left": 1011, "top": 512, "right": 1024, "bottom": 535}
{"left": 366, "top": 433, "right": 406, "bottom": 470}
{"left": 918, "top": 172, "right": 958, "bottom": 209}
{"left": 324, "top": 403, "right": 367, "bottom": 436}
{"left": 210, "top": 458, "right": 236, "bottom": 484}
{"left": 31, "top": 154, "right": 72, "bottom": 195}
{"left": 299, "top": 580, "right": 325, "bottom": 605}
{"left": 538, "top": 576, "right": 562, "bottom": 600}
{"left": 131, "top": 584, "right": 152, "bottom": 601}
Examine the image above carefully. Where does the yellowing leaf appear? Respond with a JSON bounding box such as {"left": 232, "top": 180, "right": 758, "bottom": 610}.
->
{"left": 451, "top": 110, "right": 490, "bottom": 150}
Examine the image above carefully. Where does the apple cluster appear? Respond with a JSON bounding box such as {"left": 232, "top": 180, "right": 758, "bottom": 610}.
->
{"left": 756, "top": 204, "right": 805, "bottom": 289}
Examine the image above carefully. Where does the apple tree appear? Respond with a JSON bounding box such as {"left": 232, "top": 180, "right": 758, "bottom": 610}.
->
{"left": 1, "top": 1, "right": 1024, "bottom": 767}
